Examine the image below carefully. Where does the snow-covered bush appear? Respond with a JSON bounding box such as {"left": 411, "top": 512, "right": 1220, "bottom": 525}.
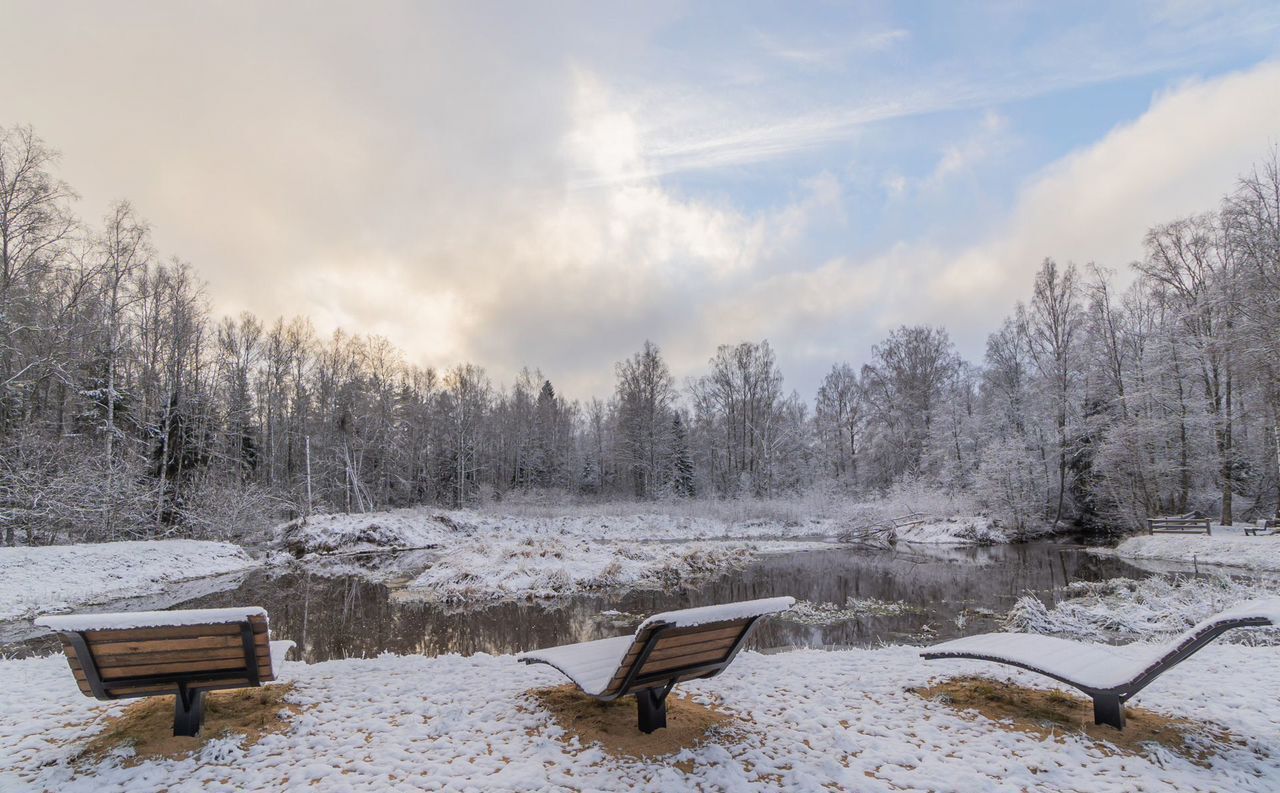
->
{"left": 1003, "top": 574, "right": 1280, "bottom": 644}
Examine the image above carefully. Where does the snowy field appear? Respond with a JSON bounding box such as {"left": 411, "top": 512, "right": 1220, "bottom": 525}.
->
{"left": 3, "top": 643, "right": 1277, "bottom": 791}
{"left": 0, "top": 540, "right": 260, "bottom": 622}
{"left": 1104, "top": 531, "right": 1280, "bottom": 572}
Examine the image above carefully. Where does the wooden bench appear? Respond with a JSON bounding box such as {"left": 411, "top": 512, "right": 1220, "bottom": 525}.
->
{"left": 922, "top": 598, "right": 1280, "bottom": 730}
{"left": 35, "top": 607, "right": 294, "bottom": 737}
{"left": 1147, "top": 516, "right": 1211, "bottom": 535}
{"left": 518, "top": 597, "right": 794, "bottom": 733}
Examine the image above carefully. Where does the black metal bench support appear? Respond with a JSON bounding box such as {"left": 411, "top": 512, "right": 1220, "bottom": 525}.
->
{"left": 174, "top": 684, "right": 207, "bottom": 737}
{"left": 636, "top": 684, "right": 673, "bottom": 733}
{"left": 1091, "top": 693, "right": 1124, "bottom": 730}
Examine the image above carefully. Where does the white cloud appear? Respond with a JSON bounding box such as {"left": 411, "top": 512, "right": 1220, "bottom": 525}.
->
{"left": 726, "top": 60, "right": 1280, "bottom": 371}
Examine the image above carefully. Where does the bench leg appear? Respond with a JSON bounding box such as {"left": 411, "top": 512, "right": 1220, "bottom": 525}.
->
{"left": 173, "top": 686, "right": 206, "bottom": 737}
{"left": 635, "top": 687, "right": 669, "bottom": 734}
{"left": 1092, "top": 694, "right": 1125, "bottom": 730}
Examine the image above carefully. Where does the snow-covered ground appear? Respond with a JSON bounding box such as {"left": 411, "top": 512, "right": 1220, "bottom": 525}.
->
{"left": 279, "top": 506, "right": 831, "bottom": 554}
{"left": 1004, "top": 573, "right": 1280, "bottom": 644}
{"left": 895, "top": 516, "right": 1010, "bottom": 545}
{"left": 4, "top": 643, "right": 1277, "bottom": 791}
{"left": 1103, "top": 532, "right": 1280, "bottom": 572}
{"left": 0, "top": 540, "right": 260, "bottom": 622}
{"left": 280, "top": 507, "right": 832, "bottom": 601}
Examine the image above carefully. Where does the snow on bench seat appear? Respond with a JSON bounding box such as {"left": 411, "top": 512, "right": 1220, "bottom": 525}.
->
{"left": 635, "top": 597, "right": 796, "bottom": 631}
{"left": 923, "top": 633, "right": 1166, "bottom": 690}
{"left": 519, "top": 635, "right": 634, "bottom": 696}
{"left": 35, "top": 607, "right": 269, "bottom": 632}
{"left": 925, "top": 598, "right": 1280, "bottom": 690}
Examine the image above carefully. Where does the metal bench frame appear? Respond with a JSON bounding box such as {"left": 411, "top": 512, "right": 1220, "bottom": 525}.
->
{"left": 923, "top": 615, "right": 1271, "bottom": 730}
{"left": 58, "top": 620, "right": 262, "bottom": 737}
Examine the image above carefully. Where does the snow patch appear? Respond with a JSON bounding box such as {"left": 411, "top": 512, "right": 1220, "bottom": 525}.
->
{"left": 0, "top": 541, "right": 260, "bottom": 622}
{"left": 4, "top": 645, "right": 1280, "bottom": 790}
{"left": 1105, "top": 534, "right": 1280, "bottom": 572}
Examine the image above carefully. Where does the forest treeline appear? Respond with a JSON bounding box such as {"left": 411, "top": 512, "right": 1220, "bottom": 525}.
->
{"left": 2, "top": 124, "right": 1279, "bottom": 544}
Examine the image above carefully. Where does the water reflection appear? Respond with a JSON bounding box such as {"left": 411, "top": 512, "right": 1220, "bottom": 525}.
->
{"left": 14, "top": 541, "right": 1146, "bottom": 662}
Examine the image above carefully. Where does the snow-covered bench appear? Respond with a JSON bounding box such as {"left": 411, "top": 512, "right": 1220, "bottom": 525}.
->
{"left": 35, "top": 607, "right": 295, "bottom": 737}
{"left": 921, "top": 598, "right": 1280, "bottom": 729}
{"left": 1245, "top": 519, "right": 1275, "bottom": 536}
{"left": 518, "top": 597, "right": 794, "bottom": 733}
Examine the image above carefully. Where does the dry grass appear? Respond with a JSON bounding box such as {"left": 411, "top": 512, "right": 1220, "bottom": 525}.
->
{"left": 529, "top": 684, "right": 733, "bottom": 760}
{"left": 914, "top": 676, "right": 1241, "bottom": 766}
{"left": 77, "top": 683, "right": 300, "bottom": 766}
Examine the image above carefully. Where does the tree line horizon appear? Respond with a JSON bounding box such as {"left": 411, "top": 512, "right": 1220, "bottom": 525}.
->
{"left": 2, "top": 124, "right": 1278, "bottom": 545}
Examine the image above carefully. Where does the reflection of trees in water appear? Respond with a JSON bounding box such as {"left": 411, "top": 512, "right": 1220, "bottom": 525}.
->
{"left": 61, "top": 543, "right": 1153, "bottom": 664}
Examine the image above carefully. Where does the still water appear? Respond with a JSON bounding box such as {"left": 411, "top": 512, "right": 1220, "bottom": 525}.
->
{"left": 8, "top": 541, "right": 1150, "bottom": 662}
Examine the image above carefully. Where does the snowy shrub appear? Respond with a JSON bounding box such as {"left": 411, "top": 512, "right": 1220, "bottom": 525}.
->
{"left": 1003, "top": 574, "right": 1280, "bottom": 644}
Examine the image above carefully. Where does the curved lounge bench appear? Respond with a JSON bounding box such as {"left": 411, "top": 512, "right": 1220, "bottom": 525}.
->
{"left": 35, "top": 607, "right": 294, "bottom": 737}
{"left": 921, "top": 598, "right": 1280, "bottom": 729}
{"left": 518, "top": 597, "right": 794, "bottom": 733}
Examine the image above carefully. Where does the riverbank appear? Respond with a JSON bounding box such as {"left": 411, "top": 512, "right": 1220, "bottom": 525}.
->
{"left": 1102, "top": 531, "right": 1280, "bottom": 572}
{"left": 3, "top": 642, "right": 1276, "bottom": 791}
{"left": 0, "top": 540, "right": 259, "bottom": 622}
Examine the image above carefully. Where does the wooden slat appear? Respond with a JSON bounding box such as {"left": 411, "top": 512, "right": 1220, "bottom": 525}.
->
{"left": 91, "top": 635, "right": 244, "bottom": 657}
{"left": 638, "top": 647, "right": 731, "bottom": 675}
{"left": 66, "top": 647, "right": 269, "bottom": 672}
{"left": 650, "top": 631, "right": 742, "bottom": 654}
{"left": 100, "top": 657, "right": 251, "bottom": 680}
{"left": 83, "top": 623, "right": 240, "bottom": 643}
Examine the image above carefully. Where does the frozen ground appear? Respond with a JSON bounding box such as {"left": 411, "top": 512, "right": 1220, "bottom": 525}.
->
{"left": 1103, "top": 532, "right": 1280, "bottom": 572}
{"left": 0, "top": 540, "right": 260, "bottom": 622}
{"left": 3, "top": 643, "right": 1277, "bottom": 791}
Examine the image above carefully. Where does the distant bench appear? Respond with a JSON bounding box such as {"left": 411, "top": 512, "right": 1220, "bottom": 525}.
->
{"left": 1147, "top": 516, "right": 1211, "bottom": 535}
{"left": 1245, "top": 519, "right": 1276, "bottom": 537}
{"left": 35, "top": 607, "right": 294, "bottom": 737}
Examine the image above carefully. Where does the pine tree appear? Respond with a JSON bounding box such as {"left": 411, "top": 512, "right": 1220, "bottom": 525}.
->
{"left": 671, "top": 413, "right": 695, "bottom": 497}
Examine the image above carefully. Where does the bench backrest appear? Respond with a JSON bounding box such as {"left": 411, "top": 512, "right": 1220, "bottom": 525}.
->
{"left": 600, "top": 616, "right": 759, "bottom": 698}
{"left": 1147, "top": 517, "right": 1211, "bottom": 534}
{"left": 56, "top": 614, "right": 275, "bottom": 701}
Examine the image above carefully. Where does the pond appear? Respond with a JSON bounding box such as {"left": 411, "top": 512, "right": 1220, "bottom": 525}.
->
{"left": 8, "top": 540, "right": 1152, "bottom": 662}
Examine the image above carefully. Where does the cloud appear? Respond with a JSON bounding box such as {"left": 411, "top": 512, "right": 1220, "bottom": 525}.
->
{"left": 722, "top": 60, "right": 1280, "bottom": 376}
{"left": 755, "top": 28, "right": 910, "bottom": 69}
{"left": 4, "top": 3, "right": 1279, "bottom": 403}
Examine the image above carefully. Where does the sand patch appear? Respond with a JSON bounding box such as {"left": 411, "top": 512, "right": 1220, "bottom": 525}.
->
{"left": 77, "top": 683, "right": 300, "bottom": 766}
{"left": 914, "top": 676, "right": 1241, "bottom": 766}
{"left": 529, "top": 684, "right": 732, "bottom": 760}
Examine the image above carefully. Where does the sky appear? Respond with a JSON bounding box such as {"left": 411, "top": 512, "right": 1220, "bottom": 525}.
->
{"left": 5, "top": 1, "right": 1280, "bottom": 399}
